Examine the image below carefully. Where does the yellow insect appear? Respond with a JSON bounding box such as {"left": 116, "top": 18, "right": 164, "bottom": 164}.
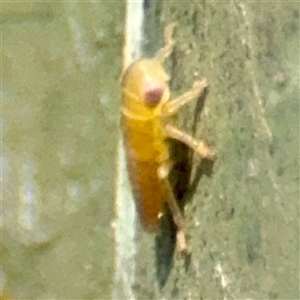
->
{"left": 121, "top": 24, "right": 215, "bottom": 255}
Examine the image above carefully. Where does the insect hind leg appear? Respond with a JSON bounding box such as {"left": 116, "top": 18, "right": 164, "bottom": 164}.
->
{"left": 158, "top": 163, "right": 190, "bottom": 257}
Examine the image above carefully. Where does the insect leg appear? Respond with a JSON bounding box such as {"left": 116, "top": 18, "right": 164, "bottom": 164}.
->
{"left": 162, "top": 78, "right": 208, "bottom": 116}
{"left": 154, "top": 23, "right": 176, "bottom": 64}
{"left": 164, "top": 124, "right": 216, "bottom": 160}
{"left": 158, "top": 163, "right": 190, "bottom": 256}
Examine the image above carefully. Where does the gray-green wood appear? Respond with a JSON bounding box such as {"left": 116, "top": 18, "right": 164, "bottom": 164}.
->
{"left": 134, "top": 2, "right": 299, "bottom": 299}
{"left": 2, "top": 2, "right": 124, "bottom": 298}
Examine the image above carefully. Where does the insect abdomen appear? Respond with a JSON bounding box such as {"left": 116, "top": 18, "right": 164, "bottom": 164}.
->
{"left": 126, "top": 158, "right": 166, "bottom": 232}
{"left": 122, "top": 117, "right": 169, "bottom": 232}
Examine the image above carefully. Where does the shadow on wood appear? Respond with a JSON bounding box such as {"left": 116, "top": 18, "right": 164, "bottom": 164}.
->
{"left": 155, "top": 87, "right": 215, "bottom": 289}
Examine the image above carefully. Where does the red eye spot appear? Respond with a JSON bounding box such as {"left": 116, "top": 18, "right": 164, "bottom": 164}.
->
{"left": 144, "top": 82, "right": 164, "bottom": 107}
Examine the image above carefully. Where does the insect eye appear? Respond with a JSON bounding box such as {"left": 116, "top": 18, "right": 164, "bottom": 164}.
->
{"left": 144, "top": 83, "right": 164, "bottom": 107}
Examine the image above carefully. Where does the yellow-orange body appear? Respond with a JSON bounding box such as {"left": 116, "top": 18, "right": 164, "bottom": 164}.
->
{"left": 121, "top": 25, "right": 215, "bottom": 256}
{"left": 121, "top": 59, "right": 172, "bottom": 232}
